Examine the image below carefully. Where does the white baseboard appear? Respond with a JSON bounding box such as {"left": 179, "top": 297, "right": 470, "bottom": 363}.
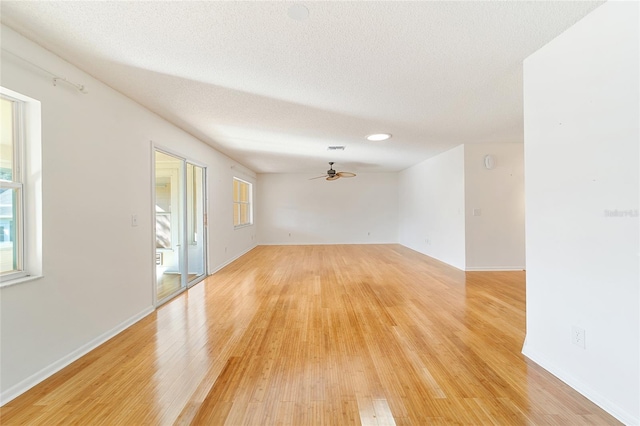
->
{"left": 398, "top": 244, "right": 466, "bottom": 271}
{"left": 209, "top": 244, "right": 258, "bottom": 275}
{"left": 0, "top": 306, "right": 155, "bottom": 406}
{"left": 465, "top": 266, "right": 525, "bottom": 271}
{"left": 522, "top": 344, "right": 638, "bottom": 425}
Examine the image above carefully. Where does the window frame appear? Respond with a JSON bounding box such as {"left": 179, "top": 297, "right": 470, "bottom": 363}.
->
{"left": 0, "top": 86, "right": 42, "bottom": 288}
{"left": 233, "top": 177, "right": 253, "bottom": 228}
{"left": 0, "top": 94, "right": 26, "bottom": 281}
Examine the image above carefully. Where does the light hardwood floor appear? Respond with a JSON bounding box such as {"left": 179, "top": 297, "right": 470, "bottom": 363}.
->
{"left": 1, "top": 245, "right": 619, "bottom": 425}
{"left": 157, "top": 273, "right": 199, "bottom": 301}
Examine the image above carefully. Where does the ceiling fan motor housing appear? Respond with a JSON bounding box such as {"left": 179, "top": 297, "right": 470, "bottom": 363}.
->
{"left": 327, "top": 162, "right": 336, "bottom": 176}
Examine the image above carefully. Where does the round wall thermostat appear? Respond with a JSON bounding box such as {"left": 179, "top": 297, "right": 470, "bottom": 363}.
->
{"left": 484, "top": 155, "right": 495, "bottom": 170}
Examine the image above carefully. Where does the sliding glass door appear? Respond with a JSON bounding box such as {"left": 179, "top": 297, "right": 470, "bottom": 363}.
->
{"left": 186, "top": 163, "right": 206, "bottom": 286}
{"left": 154, "top": 149, "right": 206, "bottom": 304}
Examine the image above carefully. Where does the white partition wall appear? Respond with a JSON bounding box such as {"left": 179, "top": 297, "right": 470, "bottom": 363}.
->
{"left": 464, "top": 142, "right": 525, "bottom": 271}
{"left": 522, "top": 2, "right": 639, "bottom": 423}
{"left": 398, "top": 145, "right": 466, "bottom": 270}
{"left": 398, "top": 143, "right": 526, "bottom": 272}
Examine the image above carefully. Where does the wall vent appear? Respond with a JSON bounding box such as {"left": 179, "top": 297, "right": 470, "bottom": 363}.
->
{"left": 327, "top": 146, "right": 345, "bottom": 151}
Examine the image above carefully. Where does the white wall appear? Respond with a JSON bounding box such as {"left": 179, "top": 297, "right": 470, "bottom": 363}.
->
{"left": 398, "top": 145, "right": 466, "bottom": 269}
{"left": 0, "top": 25, "right": 257, "bottom": 402}
{"left": 522, "top": 2, "right": 639, "bottom": 424}
{"left": 464, "top": 143, "right": 525, "bottom": 270}
{"left": 257, "top": 172, "right": 398, "bottom": 244}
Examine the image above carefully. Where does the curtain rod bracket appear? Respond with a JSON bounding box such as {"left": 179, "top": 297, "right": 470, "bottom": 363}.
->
{"left": 52, "top": 77, "right": 88, "bottom": 94}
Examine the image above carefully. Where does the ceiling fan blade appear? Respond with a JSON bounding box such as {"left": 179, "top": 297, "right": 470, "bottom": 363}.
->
{"left": 326, "top": 175, "right": 340, "bottom": 181}
{"left": 309, "top": 175, "right": 328, "bottom": 180}
{"left": 336, "top": 172, "right": 356, "bottom": 178}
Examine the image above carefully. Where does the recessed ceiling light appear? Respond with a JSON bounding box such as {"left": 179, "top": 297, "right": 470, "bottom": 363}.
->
{"left": 288, "top": 4, "right": 309, "bottom": 21}
{"left": 366, "top": 133, "right": 392, "bottom": 141}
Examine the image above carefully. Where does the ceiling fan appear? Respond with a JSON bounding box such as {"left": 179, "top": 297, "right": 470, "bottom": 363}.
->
{"left": 309, "top": 162, "right": 356, "bottom": 181}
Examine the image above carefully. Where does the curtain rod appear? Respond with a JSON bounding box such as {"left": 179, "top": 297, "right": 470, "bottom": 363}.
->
{"left": 1, "top": 48, "right": 88, "bottom": 94}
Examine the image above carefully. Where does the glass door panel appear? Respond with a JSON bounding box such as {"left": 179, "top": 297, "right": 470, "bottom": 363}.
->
{"left": 186, "top": 163, "right": 206, "bottom": 287}
{"left": 155, "top": 150, "right": 185, "bottom": 303}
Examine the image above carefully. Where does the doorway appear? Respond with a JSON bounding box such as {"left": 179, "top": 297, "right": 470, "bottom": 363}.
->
{"left": 154, "top": 149, "right": 207, "bottom": 304}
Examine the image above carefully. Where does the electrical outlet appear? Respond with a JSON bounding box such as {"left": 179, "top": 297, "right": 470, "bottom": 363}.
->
{"left": 572, "top": 326, "right": 586, "bottom": 349}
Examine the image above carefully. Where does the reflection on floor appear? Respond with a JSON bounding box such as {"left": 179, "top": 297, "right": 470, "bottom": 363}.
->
{"left": 157, "top": 273, "right": 198, "bottom": 301}
{"left": 3, "top": 245, "right": 621, "bottom": 424}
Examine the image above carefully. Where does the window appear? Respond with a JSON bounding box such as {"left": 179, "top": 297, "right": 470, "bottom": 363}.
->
{"left": 233, "top": 178, "right": 252, "bottom": 227}
{"left": 0, "top": 87, "right": 42, "bottom": 286}
{"left": 0, "top": 95, "right": 24, "bottom": 279}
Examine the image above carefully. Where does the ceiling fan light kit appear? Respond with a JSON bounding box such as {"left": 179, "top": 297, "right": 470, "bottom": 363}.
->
{"left": 309, "top": 162, "right": 357, "bottom": 181}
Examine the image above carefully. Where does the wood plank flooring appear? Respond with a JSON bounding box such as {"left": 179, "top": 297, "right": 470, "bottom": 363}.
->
{"left": 157, "top": 273, "right": 199, "bottom": 301}
{"left": 1, "top": 245, "right": 620, "bottom": 425}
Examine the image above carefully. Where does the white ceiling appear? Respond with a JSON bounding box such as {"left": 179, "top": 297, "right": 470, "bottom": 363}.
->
{"left": 1, "top": 1, "right": 602, "bottom": 174}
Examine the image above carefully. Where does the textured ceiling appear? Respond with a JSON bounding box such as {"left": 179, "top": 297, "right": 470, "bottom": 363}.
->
{"left": 0, "top": 1, "right": 602, "bottom": 173}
